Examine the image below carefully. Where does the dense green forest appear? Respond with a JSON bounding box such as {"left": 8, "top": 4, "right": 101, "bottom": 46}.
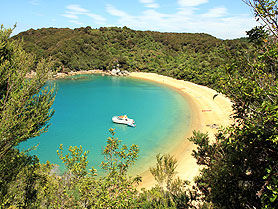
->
{"left": 1, "top": 0, "right": 277, "bottom": 208}
{"left": 13, "top": 26, "right": 250, "bottom": 89}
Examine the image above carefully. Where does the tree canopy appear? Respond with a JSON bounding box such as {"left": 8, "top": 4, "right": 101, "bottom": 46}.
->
{"left": 189, "top": 0, "right": 278, "bottom": 208}
{"left": 1, "top": 0, "right": 278, "bottom": 208}
{"left": 0, "top": 25, "right": 56, "bottom": 207}
{"left": 13, "top": 26, "right": 250, "bottom": 89}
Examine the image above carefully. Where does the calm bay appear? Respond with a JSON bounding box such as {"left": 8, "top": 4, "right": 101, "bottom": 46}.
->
{"left": 20, "top": 74, "right": 191, "bottom": 175}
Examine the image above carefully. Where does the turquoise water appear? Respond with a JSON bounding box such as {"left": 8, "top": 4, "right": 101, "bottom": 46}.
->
{"left": 20, "top": 74, "right": 191, "bottom": 175}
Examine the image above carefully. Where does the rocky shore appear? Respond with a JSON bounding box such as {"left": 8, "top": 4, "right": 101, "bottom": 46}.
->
{"left": 26, "top": 69, "right": 130, "bottom": 79}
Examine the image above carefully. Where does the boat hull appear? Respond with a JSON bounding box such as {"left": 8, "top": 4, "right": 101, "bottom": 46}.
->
{"left": 112, "top": 116, "right": 135, "bottom": 126}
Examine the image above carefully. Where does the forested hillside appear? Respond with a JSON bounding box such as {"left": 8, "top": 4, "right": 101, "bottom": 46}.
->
{"left": 2, "top": 0, "right": 277, "bottom": 208}
{"left": 14, "top": 27, "right": 250, "bottom": 88}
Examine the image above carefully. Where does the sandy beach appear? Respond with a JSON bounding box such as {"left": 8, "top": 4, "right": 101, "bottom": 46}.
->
{"left": 129, "top": 72, "right": 233, "bottom": 189}
{"left": 34, "top": 69, "right": 232, "bottom": 188}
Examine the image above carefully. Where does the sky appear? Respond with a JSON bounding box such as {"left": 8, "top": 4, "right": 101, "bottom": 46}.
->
{"left": 1, "top": 0, "right": 259, "bottom": 39}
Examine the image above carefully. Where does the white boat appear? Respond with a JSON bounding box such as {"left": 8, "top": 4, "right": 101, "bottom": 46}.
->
{"left": 112, "top": 115, "right": 136, "bottom": 127}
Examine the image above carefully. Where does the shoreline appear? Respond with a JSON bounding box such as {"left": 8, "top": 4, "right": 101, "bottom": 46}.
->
{"left": 26, "top": 69, "right": 129, "bottom": 79}
{"left": 129, "top": 72, "right": 233, "bottom": 189}
{"left": 30, "top": 69, "right": 232, "bottom": 188}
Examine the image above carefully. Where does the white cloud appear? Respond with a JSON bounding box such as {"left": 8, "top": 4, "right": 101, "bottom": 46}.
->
{"left": 61, "top": 14, "right": 79, "bottom": 19}
{"left": 139, "top": 0, "right": 160, "bottom": 9}
{"left": 202, "top": 7, "right": 227, "bottom": 18}
{"left": 86, "top": 13, "right": 106, "bottom": 24}
{"left": 69, "top": 20, "right": 83, "bottom": 25}
{"left": 178, "top": 0, "right": 208, "bottom": 7}
{"left": 66, "top": 4, "right": 89, "bottom": 14}
{"left": 176, "top": 7, "right": 195, "bottom": 16}
{"left": 105, "top": 4, "right": 257, "bottom": 39}
{"left": 215, "top": 16, "right": 256, "bottom": 39}
{"left": 106, "top": 4, "right": 129, "bottom": 17}
{"left": 145, "top": 3, "right": 160, "bottom": 9}
{"left": 62, "top": 4, "right": 106, "bottom": 25}
{"left": 29, "top": 0, "right": 40, "bottom": 6}
{"left": 139, "top": 0, "right": 154, "bottom": 3}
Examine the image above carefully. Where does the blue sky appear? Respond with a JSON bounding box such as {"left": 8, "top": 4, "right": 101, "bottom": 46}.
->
{"left": 2, "top": 0, "right": 258, "bottom": 39}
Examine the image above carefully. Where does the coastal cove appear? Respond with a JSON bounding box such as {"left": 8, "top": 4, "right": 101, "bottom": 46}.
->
{"left": 3, "top": 2, "right": 276, "bottom": 206}
{"left": 129, "top": 72, "right": 233, "bottom": 189}
{"left": 19, "top": 73, "right": 193, "bottom": 178}
{"left": 19, "top": 72, "right": 233, "bottom": 189}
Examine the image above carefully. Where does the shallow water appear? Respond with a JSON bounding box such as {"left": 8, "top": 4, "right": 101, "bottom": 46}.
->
{"left": 19, "top": 74, "right": 191, "bottom": 175}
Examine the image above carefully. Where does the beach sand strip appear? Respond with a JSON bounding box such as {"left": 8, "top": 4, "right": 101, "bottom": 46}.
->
{"left": 129, "top": 72, "right": 233, "bottom": 189}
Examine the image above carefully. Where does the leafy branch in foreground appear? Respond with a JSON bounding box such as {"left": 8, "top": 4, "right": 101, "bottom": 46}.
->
{"left": 150, "top": 154, "right": 178, "bottom": 191}
{"left": 36, "top": 129, "right": 141, "bottom": 208}
{"left": 101, "top": 128, "right": 139, "bottom": 175}
{"left": 188, "top": 1, "right": 278, "bottom": 207}
{"left": 0, "top": 25, "right": 56, "bottom": 160}
{"left": 138, "top": 154, "right": 196, "bottom": 208}
{"left": 243, "top": 0, "right": 278, "bottom": 38}
{"left": 0, "top": 25, "right": 57, "bottom": 208}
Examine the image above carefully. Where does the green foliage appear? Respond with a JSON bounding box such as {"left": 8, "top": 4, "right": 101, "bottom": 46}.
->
{"left": 57, "top": 144, "right": 95, "bottom": 178}
{"left": 244, "top": 0, "right": 278, "bottom": 38}
{"left": 3, "top": 1, "right": 278, "bottom": 207}
{"left": 101, "top": 128, "right": 139, "bottom": 175}
{"left": 189, "top": 1, "right": 278, "bottom": 208}
{"left": 0, "top": 25, "right": 56, "bottom": 159}
{"left": 150, "top": 154, "right": 178, "bottom": 190}
{"left": 93, "top": 128, "right": 140, "bottom": 208}
{"left": 190, "top": 44, "right": 278, "bottom": 208}
{"left": 140, "top": 154, "right": 195, "bottom": 208}
{"left": 0, "top": 148, "right": 41, "bottom": 208}
{"left": 13, "top": 26, "right": 251, "bottom": 89}
{"left": 31, "top": 129, "right": 141, "bottom": 208}
{"left": 190, "top": 130, "right": 259, "bottom": 208}
{"left": 246, "top": 26, "right": 268, "bottom": 46}
{"left": 0, "top": 25, "right": 56, "bottom": 207}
